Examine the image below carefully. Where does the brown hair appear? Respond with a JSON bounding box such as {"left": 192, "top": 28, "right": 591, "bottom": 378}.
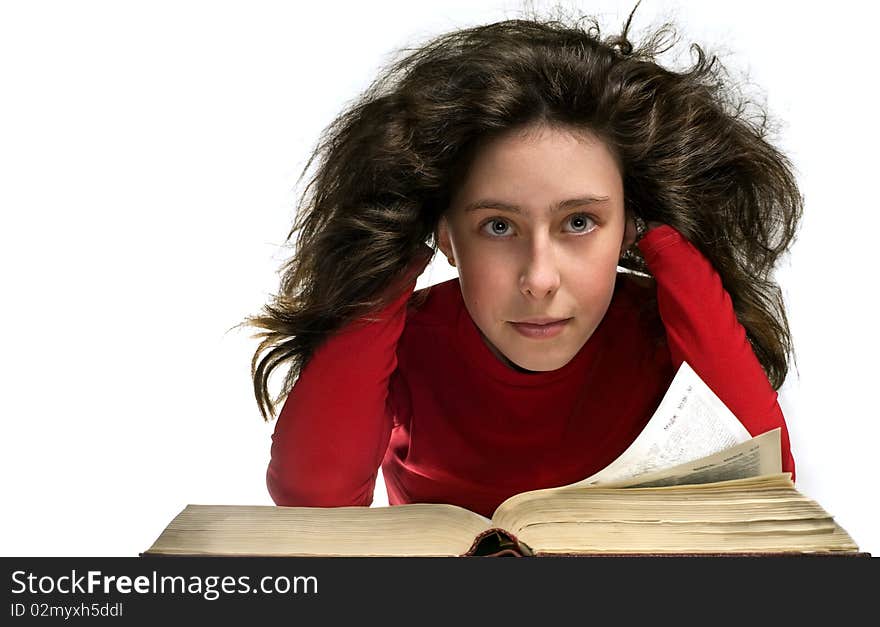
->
{"left": 240, "top": 1, "right": 803, "bottom": 422}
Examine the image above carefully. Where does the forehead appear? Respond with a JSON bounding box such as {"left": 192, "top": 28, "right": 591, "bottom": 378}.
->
{"left": 450, "top": 124, "right": 623, "bottom": 213}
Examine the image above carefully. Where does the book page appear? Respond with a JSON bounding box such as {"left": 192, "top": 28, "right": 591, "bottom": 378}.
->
{"left": 495, "top": 472, "right": 859, "bottom": 555}
{"left": 561, "top": 361, "right": 752, "bottom": 488}
{"left": 144, "top": 503, "right": 494, "bottom": 557}
{"left": 594, "top": 428, "right": 782, "bottom": 488}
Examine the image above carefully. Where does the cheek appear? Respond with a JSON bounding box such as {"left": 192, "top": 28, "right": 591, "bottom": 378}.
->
{"left": 565, "top": 253, "right": 619, "bottom": 304}
{"left": 458, "top": 263, "right": 507, "bottom": 310}
{"left": 455, "top": 249, "right": 512, "bottom": 315}
{"left": 570, "top": 272, "right": 613, "bottom": 304}
{"left": 456, "top": 237, "right": 506, "bottom": 276}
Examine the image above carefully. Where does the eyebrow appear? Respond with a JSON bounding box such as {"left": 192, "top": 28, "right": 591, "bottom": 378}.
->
{"left": 462, "top": 195, "right": 611, "bottom": 214}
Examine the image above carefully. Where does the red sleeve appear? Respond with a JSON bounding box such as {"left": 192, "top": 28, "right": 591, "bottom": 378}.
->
{"left": 637, "top": 225, "right": 796, "bottom": 480}
{"left": 266, "top": 248, "right": 432, "bottom": 506}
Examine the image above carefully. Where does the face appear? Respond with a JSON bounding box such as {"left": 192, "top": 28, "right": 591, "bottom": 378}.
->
{"left": 437, "top": 124, "right": 631, "bottom": 372}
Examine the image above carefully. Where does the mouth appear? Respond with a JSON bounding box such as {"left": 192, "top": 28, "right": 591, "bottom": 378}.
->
{"left": 508, "top": 318, "right": 572, "bottom": 339}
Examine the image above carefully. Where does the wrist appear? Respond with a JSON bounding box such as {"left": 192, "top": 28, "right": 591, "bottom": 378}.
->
{"left": 634, "top": 218, "right": 667, "bottom": 244}
{"left": 636, "top": 224, "right": 685, "bottom": 264}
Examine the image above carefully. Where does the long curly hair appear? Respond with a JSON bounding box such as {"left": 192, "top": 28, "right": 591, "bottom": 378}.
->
{"left": 241, "top": 1, "right": 803, "bottom": 423}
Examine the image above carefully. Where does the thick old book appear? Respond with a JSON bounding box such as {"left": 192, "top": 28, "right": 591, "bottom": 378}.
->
{"left": 143, "top": 363, "right": 862, "bottom": 557}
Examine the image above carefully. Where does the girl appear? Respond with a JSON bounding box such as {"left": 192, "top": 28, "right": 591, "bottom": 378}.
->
{"left": 244, "top": 4, "right": 800, "bottom": 518}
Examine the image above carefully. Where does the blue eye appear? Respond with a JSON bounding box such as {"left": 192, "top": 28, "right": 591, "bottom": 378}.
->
{"left": 482, "top": 218, "right": 512, "bottom": 237}
{"left": 479, "top": 213, "right": 597, "bottom": 238}
{"left": 565, "top": 213, "right": 596, "bottom": 233}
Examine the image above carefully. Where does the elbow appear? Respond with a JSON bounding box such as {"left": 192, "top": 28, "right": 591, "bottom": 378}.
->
{"left": 266, "top": 462, "right": 374, "bottom": 508}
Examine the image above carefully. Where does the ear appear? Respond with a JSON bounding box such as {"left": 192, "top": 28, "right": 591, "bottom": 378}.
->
{"left": 436, "top": 215, "right": 454, "bottom": 261}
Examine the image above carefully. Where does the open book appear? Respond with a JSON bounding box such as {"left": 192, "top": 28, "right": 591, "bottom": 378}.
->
{"left": 143, "top": 362, "right": 861, "bottom": 557}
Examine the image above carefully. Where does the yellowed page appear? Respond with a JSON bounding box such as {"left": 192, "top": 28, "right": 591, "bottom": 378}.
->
{"left": 493, "top": 473, "right": 799, "bottom": 530}
{"left": 492, "top": 433, "right": 783, "bottom": 526}
{"left": 523, "top": 522, "right": 859, "bottom": 554}
{"left": 491, "top": 474, "right": 860, "bottom": 554}
{"left": 144, "top": 503, "right": 493, "bottom": 557}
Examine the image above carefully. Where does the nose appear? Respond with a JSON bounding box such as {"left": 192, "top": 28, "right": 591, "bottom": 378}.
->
{"left": 519, "top": 235, "right": 561, "bottom": 299}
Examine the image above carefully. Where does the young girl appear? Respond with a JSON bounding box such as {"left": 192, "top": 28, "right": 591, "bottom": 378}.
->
{"left": 244, "top": 5, "right": 800, "bottom": 518}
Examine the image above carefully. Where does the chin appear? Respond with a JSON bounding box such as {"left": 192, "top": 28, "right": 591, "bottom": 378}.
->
{"left": 505, "top": 349, "right": 576, "bottom": 373}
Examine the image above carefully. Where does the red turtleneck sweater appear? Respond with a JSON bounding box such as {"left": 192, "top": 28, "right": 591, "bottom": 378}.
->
{"left": 266, "top": 225, "right": 795, "bottom": 517}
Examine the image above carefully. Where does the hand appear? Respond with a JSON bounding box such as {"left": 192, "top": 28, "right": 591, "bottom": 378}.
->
{"left": 622, "top": 213, "right": 667, "bottom": 252}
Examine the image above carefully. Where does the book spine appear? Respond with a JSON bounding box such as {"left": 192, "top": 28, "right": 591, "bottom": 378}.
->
{"left": 464, "top": 528, "right": 527, "bottom": 557}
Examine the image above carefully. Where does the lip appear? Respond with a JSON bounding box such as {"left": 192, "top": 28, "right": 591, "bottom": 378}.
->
{"left": 509, "top": 318, "right": 572, "bottom": 339}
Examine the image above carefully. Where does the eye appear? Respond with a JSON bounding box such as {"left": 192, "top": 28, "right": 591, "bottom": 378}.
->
{"left": 564, "top": 213, "right": 596, "bottom": 234}
{"left": 480, "top": 218, "right": 513, "bottom": 237}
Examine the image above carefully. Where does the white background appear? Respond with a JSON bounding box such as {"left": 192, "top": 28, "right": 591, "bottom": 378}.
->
{"left": 1, "top": 0, "right": 877, "bottom": 557}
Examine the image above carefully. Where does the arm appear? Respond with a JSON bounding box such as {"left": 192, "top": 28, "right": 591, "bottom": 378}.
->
{"left": 266, "top": 247, "right": 433, "bottom": 506}
{"left": 637, "top": 225, "right": 796, "bottom": 480}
